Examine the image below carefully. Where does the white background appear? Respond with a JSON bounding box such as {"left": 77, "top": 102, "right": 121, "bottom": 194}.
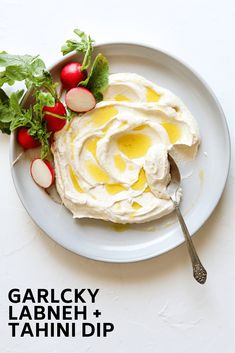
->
{"left": 0, "top": 0, "right": 234, "bottom": 352}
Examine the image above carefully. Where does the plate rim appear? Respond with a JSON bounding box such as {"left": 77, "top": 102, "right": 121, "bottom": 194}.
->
{"left": 9, "top": 42, "right": 231, "bottom": 263}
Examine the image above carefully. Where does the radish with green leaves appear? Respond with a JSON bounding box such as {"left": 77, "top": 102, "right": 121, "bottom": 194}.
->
{"left": 0, "top": 28, "right": 109, "bottom": 164}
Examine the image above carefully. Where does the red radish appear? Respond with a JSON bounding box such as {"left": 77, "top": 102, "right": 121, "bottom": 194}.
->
{"left": 65, "top": 87, "right": 96, "bottom": 113}
{"left": 43, "top": 101, "right": 67, "bottom": 132}
{"left": 30, "top": 159, "right": 55, "bottom": 188}
{"left": 60, "top": 62, "right": 87, "bottom": 90}
{"left": 17, "top": 127, "right": 40, "bottom": 149}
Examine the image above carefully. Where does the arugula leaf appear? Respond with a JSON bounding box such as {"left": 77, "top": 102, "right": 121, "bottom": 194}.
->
{"left": 80, "top": 53, "right": 109, "bottom": 102}
{"left": 0, "top": 88, "right": 12, "bottom": 133}
{"left": 33, "top": 91, "right": 55, "bottom": 117}
{"left": 0, "top": 89, "right": 31, "bottom": 134}
{"left": 0, "top": 53, "right": 36, "bottom": 67}
{"left": 61, "top": 28, "right": 94, "bottom": 70}
{"left": 0, "top": 87, "right": 9, "bottom": 104}
{"left": 0, "top": 53, "right": 42, "bottom": 86}
{"left": 0, "top": 88, "right": 53, "bottom": 159}
{"left": 0, "top": 88, "right": 25, "bottom": 133}
{"left": 9, "top": 90, "right": 25, "bottom": 115}
{"left": 30, "top": 91, "right": 54, "bottom": 159}
{"left": 29, "top": 119, "right": 50, "bottom": 160}
{"left": 0, "top": 53, "right": 56, "bottom": 96}
{"left": 0, "top": 120, "right": 11, "bottom": 134}
{"left": 9, "top": 107, "right": 32, "bottom": 131}
{"left": 38, "top": 132, "right": 50, "bottom": 160}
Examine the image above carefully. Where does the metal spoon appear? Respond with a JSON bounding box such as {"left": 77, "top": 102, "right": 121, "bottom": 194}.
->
{"left": 167, "top": 154, "right": 207, "bottom": 284}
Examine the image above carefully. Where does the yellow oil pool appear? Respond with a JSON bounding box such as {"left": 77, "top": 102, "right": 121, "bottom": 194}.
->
{"left": 146, "top": 87, "right": 160, "bottom": 102}
{"left": 117, "top": 133, "right": 151, "bottom": 159}
{"left": 144, "top": 186, "right": 151, "bottom": 192}
{"left": 114, "top": 94, "right": 130, "bottom": 102}
{"left": 161, "top": 122, "right": 181, "bottom": 144}
{"left": 85, "top": 161, "right": 110, "bottom": 183}
{"left": 131, "top": 168, "right": 147, "bottom": 190}
{"left": 133, "top": 124, "right": 148, "bottom": 131}
{"left": 132, "top": 201, "right": 142, "bottom": 210}
{"left": 69, "top": 166, "right": 84, "bottom": 193}
{"left": 85, "top": 137, "right": 100, "bottom": 159}
{"left": 114, "top": 154, "right": 126, "bottom": 172}
{"left": 105, "top": 184, "right": 126, "bottom": 195}
{"left": 91, "top": 106, "right": 118, "bottom": 127}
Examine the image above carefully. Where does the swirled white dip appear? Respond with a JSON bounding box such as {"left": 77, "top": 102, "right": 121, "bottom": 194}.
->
{"left": 52, "top": 73, "right": 199, "bottom": 223}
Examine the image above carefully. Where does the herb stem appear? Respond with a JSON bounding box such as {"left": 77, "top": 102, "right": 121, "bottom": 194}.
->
{"left": 42, "top": 111, "right": 67, "bottom": 120}
{"left": 42, "top": 83, "right": 57, "bottom": 100}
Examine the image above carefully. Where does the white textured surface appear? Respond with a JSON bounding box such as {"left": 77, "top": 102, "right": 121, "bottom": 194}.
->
{"left": 0, "top": 0, "right": 234, "bottom": 352}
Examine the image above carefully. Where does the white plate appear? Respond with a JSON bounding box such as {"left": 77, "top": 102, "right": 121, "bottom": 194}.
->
{"left": 10, "top": 43, "right": 230, "bottom": 263}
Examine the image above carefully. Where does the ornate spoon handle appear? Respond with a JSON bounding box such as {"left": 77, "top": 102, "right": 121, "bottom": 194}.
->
{"left": 174, "top": 202, "right": 207, "bottom": 284}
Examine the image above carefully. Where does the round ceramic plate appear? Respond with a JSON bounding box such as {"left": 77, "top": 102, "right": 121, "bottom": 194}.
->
{"left": 10, "top": 43, "right": 230, "bottom": 262}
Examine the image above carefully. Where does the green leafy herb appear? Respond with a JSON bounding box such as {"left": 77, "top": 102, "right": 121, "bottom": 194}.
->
{"left": 0, "top": 52, "right": 57, "bottom": 96}
{"left": 33, "top": 91, "right": 55, "bottom": 117}
{"left": 61, "top": 29, "right": 109, "bottom": 102}
{"left": 0, "top": 51, "right": 63, "bottom": 159}
{"left": 0, "top": 86, "right": 9, "bottom": 104}
{"left": 0, "top": 88, "right": 24, "bottom": 134}
{"left": 0, "top": 89, "right": 12, "bottom": 134}
{"left": 30, "top": 91, "right": 60, "bottom": 159}
{"left": 80, "top": 53, "right": 109, "bottom": 102}
{"left": 61, "top": 28, "right": 94, "bottom": 71}
{"left": 0, "top": 88, "right": 54, "bottom": 159}
{"left": 9, "top": 90, "right": 25, "bottom": 116}
{"left": 28, "top": 116, "right": 51, "bottom": 160}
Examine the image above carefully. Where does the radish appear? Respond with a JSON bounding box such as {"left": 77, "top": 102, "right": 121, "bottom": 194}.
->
{"left": 17, "top": 127, "right": 40, "bottom": 149}
{"left": 43, "top": 101, "right": 67, "bottom": 132}
{"left": 30, "top": 159, "right": 55, "bottom": 188}
{"left": 65, "top": 87, "right": 96, "bottom": 112}
{"left": 60, "top": 62, "right": 87, "bottom": 90}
